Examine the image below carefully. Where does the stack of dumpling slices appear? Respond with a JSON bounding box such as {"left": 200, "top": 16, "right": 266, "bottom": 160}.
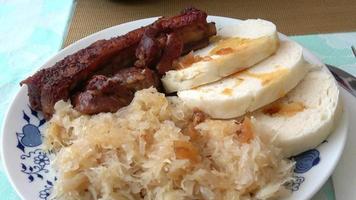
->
{"left": 161, "top": 19, "right": 341, "bottom": 157}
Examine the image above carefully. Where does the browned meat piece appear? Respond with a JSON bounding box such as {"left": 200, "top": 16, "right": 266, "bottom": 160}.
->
{"left": 73, "top": 67, "right": 159, "bottom": 115}
{"left": 21, "top": 27, "right": 145, "bottom": 117}
{"left": 156, "top": 32, "right": 183, "bottom": 75}
{"left": 24, "top": 69, "right": 46, "bottom": 110}
{"left": 73, "top": 77, "right": 134, "bottom": 115}
{"left": 182, "top": 37, "right": 210, "bottom": 55}
{"left": 134, "top": 27, "right": 165, "bottom": 68}
{"left": 177, "top": 22, "right": 216, "bottom": 53}
{"left": 109, "top": 66, "right": 160, "bottom": 91}
{"left": 94, "top": 45, "right": 137, "bottom": 76}
{"left": 21, "top": 8, "right": 216, "bottom": 119}
{"left": 134, "top": 22, "right": 216, "bottom": 75}
{"left": 134, "top": 22, "right": 216, "bottom": 72}
{"left": 77, "top": 22, "right": 216, "bottom": 115}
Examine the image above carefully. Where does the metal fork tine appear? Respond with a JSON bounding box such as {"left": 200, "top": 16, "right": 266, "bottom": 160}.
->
{"left": 326, "top": 64, "right": 356, "bottom": 97}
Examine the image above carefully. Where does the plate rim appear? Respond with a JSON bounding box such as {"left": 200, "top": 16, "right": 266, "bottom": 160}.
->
{"left": 1, "top": 15, "right": 348, "bottom": 200}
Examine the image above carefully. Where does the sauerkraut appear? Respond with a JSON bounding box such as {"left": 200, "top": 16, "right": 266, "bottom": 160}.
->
{"left": 45, "top": 88, "right": 294, "bottom": 200}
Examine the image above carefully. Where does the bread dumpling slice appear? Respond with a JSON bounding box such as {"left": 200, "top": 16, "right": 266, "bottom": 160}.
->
{"left": 252, "top": 67, "right": 341, "bottom": 157}
{"left": 178, "top": 40, "right": 311, "bottom": 119}
{"left": 162, "top": 19, "right": 279, "bottom": 93}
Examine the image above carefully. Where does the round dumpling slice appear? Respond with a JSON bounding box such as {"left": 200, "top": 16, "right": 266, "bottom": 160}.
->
{"left": 252, "top": 67, "right": 341, "bottom": 157}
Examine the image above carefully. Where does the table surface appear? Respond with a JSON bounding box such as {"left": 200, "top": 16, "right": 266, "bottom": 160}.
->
{"left": 0, "top": 0, "right": 355, "bottom": 199}
{"left": 63, "top": 0, "right": 356, "bottom": 46}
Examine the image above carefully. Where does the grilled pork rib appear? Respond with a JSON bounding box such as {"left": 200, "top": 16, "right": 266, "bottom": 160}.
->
{"left": 21, "top": 8, "right": 216, "bottom": 118}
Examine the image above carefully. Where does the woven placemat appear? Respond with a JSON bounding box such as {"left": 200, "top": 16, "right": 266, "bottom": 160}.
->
{"left": 64, "top": 0, "right": 356, "bottom": 47}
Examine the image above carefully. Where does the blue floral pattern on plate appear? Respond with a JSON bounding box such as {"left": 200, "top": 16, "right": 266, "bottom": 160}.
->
{"left": 15, "top": 107, "right": 55, "bottom": 199}
{"left": 286, "top": 148, "right": 322, "bottom": 192}
{"left": 286, "top": 175, "right": 305, "bottom": 192}
{"left": 20, "top": 149, "right": 49, "bottom": 182}
{"left": 39, "top": 178, "right": 56, "bottom": 200}
{"left": 16, "top": 108, "right": 46, "bottom": 152}
{"left": 293, "top": 149, "right": 321, "bottom": 174}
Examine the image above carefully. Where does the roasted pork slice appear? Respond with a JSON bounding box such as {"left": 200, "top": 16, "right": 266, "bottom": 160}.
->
{"left": 135, "top": 22, "right": 216, "bottom": 74}
{"left": 21, "top": 27, "right": 145, "bottom": 117}
{"left": 156, "top": 32, "right": 184, "bottom": 75}
{"left": 73, "top": 67, "right": 160, "bottom": 115}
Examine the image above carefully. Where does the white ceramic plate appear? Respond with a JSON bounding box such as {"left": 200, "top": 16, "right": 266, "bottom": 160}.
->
{"left": 1, "top": 16, "right": 348, "bottom": 200}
